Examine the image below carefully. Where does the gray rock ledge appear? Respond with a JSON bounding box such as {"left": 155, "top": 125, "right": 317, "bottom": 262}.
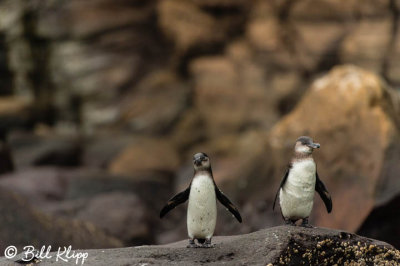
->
{"left": 1, "top": 226, "right": 399, "bottom": 265}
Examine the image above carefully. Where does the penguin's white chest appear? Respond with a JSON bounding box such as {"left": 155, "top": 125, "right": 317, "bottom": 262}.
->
{"left": 280, "top": 159, "right": 316, "bottom": 220}
{"left": 187, "top": 174, "right": 217, "bottom": 239}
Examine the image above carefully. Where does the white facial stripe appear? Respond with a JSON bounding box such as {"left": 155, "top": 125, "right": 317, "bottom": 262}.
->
{"left": 295, "top": 145, "right": 310, "bottom": 153}
{"left": 194, "top": 160, "right": 211, "bottom": 171}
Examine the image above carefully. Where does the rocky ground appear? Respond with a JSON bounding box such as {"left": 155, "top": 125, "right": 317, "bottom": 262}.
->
{"left": 1, "top": 226, "right": 399, "bottom": 266}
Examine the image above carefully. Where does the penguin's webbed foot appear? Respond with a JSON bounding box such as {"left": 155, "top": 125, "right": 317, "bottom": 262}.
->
{"left": 284, "top": 219, "right": 296, "bottom": 226}
{"left": 186, "top": 239, "right": 198, "bottom": 248}
{"left": 300, "top": 218, "right": 313, "bottom": 228}
{"left": 200, "top": 239, "right": 215, "bottom": 248}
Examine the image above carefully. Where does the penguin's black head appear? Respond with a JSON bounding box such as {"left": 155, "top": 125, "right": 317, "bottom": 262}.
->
{"left": 295, "top": 136, "right": 320, "bottom": 154}
{"left": 193, "top": 152, "right": 211, "bottom": 171}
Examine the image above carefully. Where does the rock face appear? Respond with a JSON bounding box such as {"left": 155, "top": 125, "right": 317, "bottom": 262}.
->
{"left": 74, "top": 192, "right": 151, "bottom": 246}
{"left": 8, "top": 132, "right": 82, "bottom": 169}
{"left": 1, "top": 226, "right": 398, "bottom": 265}
{"left": 209, "top": 65, "right": 400, "bottom": 240}
{"left": 266, "top": 65, "right": 400, "bottom": 232}
{"left": 358, "top": 193, "right": 400, "bottom": 250}
{"left": 0, "top": 0, "right": 400, "bottom": 252}
{"left": 109, "top": 137, "right": 180, "bottom": 177}
{"left": 0, "top": 167, "right": 172, "bottom": 247}
{"left": 0, "top": 188, "right": 122, "bottom": 252}
{"left": 1, "top": 0, "right": 399, "bottom": 133}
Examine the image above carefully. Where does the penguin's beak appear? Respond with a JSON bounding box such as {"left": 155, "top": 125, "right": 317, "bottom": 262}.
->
{"left": 194, "top": 158, "right": 202, "bottom": 166}
{"left": 308, "top": 142, "right": 320, "bottom": 149}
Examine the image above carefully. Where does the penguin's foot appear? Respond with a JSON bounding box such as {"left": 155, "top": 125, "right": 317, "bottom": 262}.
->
{"left": 186, "top": 239, "right": 198, "bottom": 248}
{"left": 284, "top": 219, "right": 296, "bottom": 226}
{"left": 300, "top": 218, "right": 313, "bottom": 228}
{"left": 200, "top": 239, "right": 215, "bottom": 248}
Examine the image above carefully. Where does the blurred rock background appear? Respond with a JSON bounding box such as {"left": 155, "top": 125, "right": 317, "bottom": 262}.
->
{"left": 0, "top": 0, "right": 399, "bottom": 250}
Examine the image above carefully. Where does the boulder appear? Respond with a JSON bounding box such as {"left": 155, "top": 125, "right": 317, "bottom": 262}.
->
{"left": 0, "top": 167, "right": 67, "bottom": 203}
{"left": 37, "top": 0, "right": 156, "bottom": 39}
{"left": 292, "top": 22, "right": 347, "bottom": 71}
{"left": 266, "top": 65, "right": 400, "bottom": 232}
{"left": 157, "top": 0, "right": 222, "bottom": 53}
{"left": 386, "top": 30, "right": 400, "bottom": 85}
{"left": 0, "top": 188, "right": 122, "bottom": 252}
{"left": 109, "top": 137, "right": 180, "bottom": 177}
{"left": 245, "top": 1, "right": 279, "bottom": 53}
{"left": 290, "top": 0, "right": 391, "bottom": 20}
{"left": 27, "top": 168, "right": 172, "bottom": 246}
{"left": 1, "top": 226, "right": 398, "bottom": 265}
{"left": 117, "top": 71, "right": 189, "bottom": 134}
{"left": 340, "top": 19, "right": 392, "bottom": 73}
{"left": 82, "top": 134, "right": 135, "bottom": 168}
{"left": 8, "top": 132, "right": 82, "bottom": 168}
{"left": 74, "top": 192, "right": 152, "bottom": 245}
{"left": 190, "top": 54, "right": 278, "bottom": 137}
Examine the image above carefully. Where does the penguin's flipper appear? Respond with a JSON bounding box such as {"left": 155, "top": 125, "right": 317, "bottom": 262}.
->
{"left": 160, "top": 185, "right": 191, "bottom": 218}
{"left": 315, "top": 172, "right": 332, "bottom": 213}
{"left": 273, "top": 166, "right": 290, "bottom": 211}
{"left": 214, "top": 184, "right": 242, "bottom": 223}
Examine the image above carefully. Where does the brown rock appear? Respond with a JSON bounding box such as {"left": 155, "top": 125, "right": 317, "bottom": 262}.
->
{"left": 340, "top": 19, "right": 392, "bottom": 73}
{"left": 292, "top": 22, "right": 347, "bottom": 71}
{"left": 0, "top": 96, "right": 32, "bottom": 133}
{"left": 190, "top": 0, "right": 248, "bottom": 8}
{"left": 291, "top": 0, "right": 391, "bottom": 20}
{"left": 268, "top": 65, "right": 400, "bottom": 232}
{"left": 157, "top": 0, "right": 222, "bottom": 53}
{"left": 246, "top": 16, "right": 281, "bottom": 52}
{"left": 109, "top": 137, "right": 180, "bottom": 177}
{"left": 37, "top": 0, "right": 156, "bottom": 39}
{"left": 117, "top": 71, "right": 189, "bottom": 134}
{"left": 386, "top": 32, "right": 400, "bottom": 85}
{"left": 190, "top": 53, "right": 278, "bottom": 137}
{"left": 0, "top": 96, "right": 31, "bottom": 116}
{"left": 170, "top": 109, "right": 205, "bottom": 150}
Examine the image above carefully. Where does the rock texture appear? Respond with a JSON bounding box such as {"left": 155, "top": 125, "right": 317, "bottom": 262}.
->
{"left": 0, "top": 0, "right": 400, "bottom": 252}
{"left": 1, "top": 226, "right": 399, "bottom": 265}
{"left": 1, "top": 0, "right": 400, "bottom": 133}
{"left": 0, "top": 188, "right": 122, "bottom": 252}
{"left": 194, "top": 65, "right": 400, "bottom": 243}
{"left": 358, "top": 192, "right": 400, "bottom": 250}
{"left": 266, "top": 65, "right": 400, "bottom": 232}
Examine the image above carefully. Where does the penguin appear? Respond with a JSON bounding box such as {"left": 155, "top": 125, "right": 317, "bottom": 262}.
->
{"left": 160, "top": 152, "right": 242, "bottom": 248}
{"left": 273, "top": 136, "right": 332, "bottom": 227}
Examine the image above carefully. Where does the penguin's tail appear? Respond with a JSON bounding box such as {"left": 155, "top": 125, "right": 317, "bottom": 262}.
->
{"left": 197, "top": 239, "right": 206, "bottom": 244}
